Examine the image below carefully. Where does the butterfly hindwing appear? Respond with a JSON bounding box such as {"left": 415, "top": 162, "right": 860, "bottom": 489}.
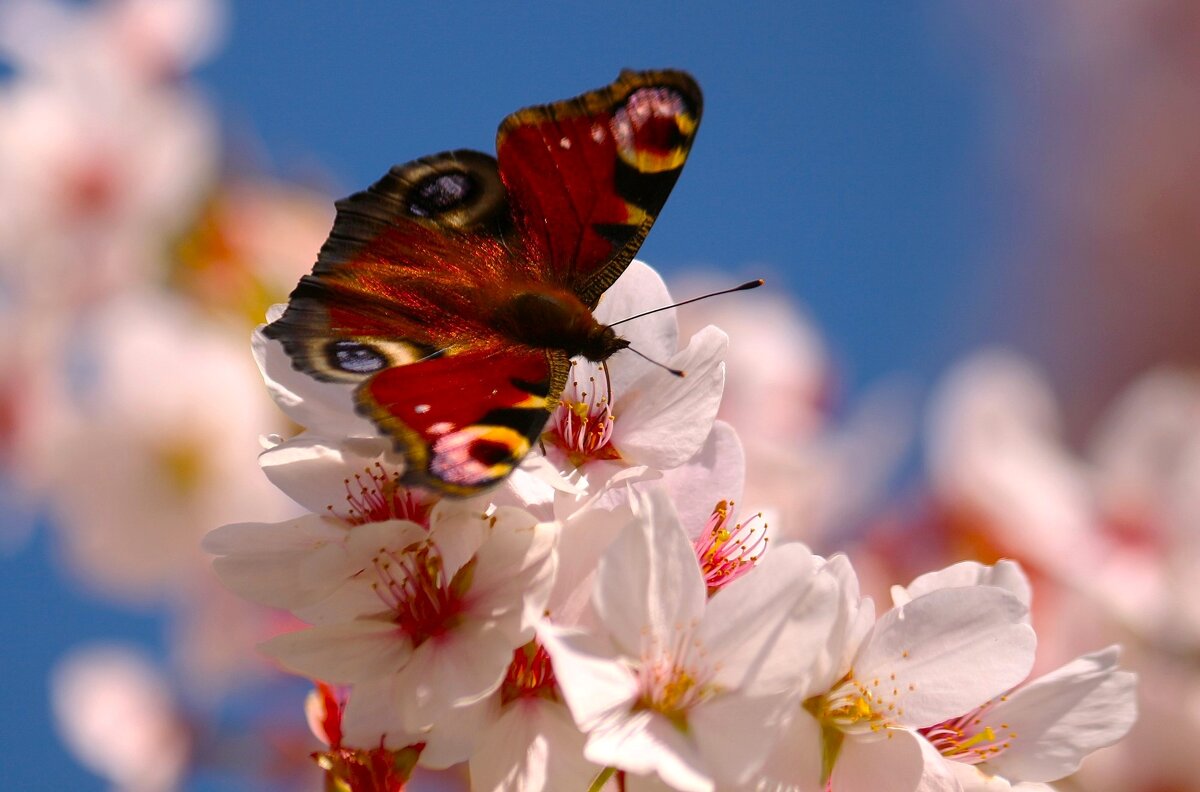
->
{"left": 357, "top": 346, "right": 567, "bottom": 494}
{"left": 264, "top": 70, "right": 702, "bottom": 495}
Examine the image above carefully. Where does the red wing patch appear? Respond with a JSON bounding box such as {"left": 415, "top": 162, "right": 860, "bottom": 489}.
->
{"left": 356, "top": 347, "right": 567, "bottom": 495}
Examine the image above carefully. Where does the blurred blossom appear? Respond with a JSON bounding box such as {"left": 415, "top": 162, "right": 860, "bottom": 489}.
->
{"left": 51, "top": 645, "right": 191, "bottom": 792}
{"left": 676, "top": 280, "right": 908, "bottom": 548}
{"left": 0, "top": 0, "right": 219, "bottom": 310}
{"left": 924, "top": 350, "right": 1200, "bottom": 792}
{"left": 169, "top": 178, "right": 334, "bottom": 327}
{"left": 50, "top": 292, "right": 296, "bottom": 601}
{"left": 977, "top": 1, "right": 1200, "bottom": 432}
{"left": 0, "top": 0, "right": 225, "bottom": 86}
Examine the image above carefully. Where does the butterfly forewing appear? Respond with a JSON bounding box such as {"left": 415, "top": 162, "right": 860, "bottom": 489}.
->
{"left": 496, "top": 69, "right": 702, "bottom": 306}
{"left": 264, "top": 70, "right": 702, "bottom": 495}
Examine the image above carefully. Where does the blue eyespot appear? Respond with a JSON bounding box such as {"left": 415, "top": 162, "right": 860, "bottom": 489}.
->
{"left": 327, "top": 340, "right": 386, "bottom": 374}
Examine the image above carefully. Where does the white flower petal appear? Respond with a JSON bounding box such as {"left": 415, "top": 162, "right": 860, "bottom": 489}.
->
{"left": 545, "top": 499, "right": 637, "bottom": 628}
{"left": 538, "top": 625, "right": 639, "bottom": 735}
{"left": 205, "top": 516, "right": 356, "bottom": 610}
{"left": 833, "top": 730, "right": 926, "bottom": 792}
{"left": 947, "top": 762, "right": 1015, "bottom": 792}
{"left": 979, "top": 646, "right": 1137, "bottom": 782}
{"left": 594, "top": 260, "right": 679, "bottom": 394}
{"left": 470, "top": 698, "right": 597, "bottom": 792}
{"left": 594, "top": 488, "right": 706, "bottom": 656}
{"left": 614, "top": 325, "right": 728, "bottom": 469}
{"left": 659, "top": 420, "right": 746, "bottom": 538}
{"left": 701, "top": 542, "right": 835, "bottom": 695}
{"left": 412, "top": 692, "right": 500, "bottom": 768}
{"left": 583, "top": 710, "right": 713, "bottom": 792}
{"left": 398, "top": 619, "right": 518, "bottom": 728}
{"left": 809, "top": 555, "right": 875, "bottom": 695}
{"left": 893, "top": 560, "right": 1031, "bottom": 612}
{"left": 467, "top": 511, "right": 557, "bottom": 636}
{"left": 914, "top": 734, "right": 964, "bottom": 792}
{"left": 259, "top": 621, "right": 409, "bottom": 683}
{"left": 259, "top": 434, "right": 404, "bottom": 515}
{"left": 853, "top": 587, "right": 1036, "bottom": 728}
{"left": 750, "top": 708, "right": 825, "bottom": 792}
{"left": 690, "top": 692, "right": 796, "bottom": 786}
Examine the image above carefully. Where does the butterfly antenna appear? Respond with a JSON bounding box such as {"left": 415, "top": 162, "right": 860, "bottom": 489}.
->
{"left": 625, "top": 345, "right": 686, "bottom": 378}
{"left": 607, "top": 278, "right": 764, "bottom": 328}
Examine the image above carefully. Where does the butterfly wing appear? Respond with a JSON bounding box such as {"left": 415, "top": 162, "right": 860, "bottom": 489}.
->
{"left": 265, "top": 70, "right": 703, "bottom": 494}
{"left": 496, "top": 68, "right": 702, "bottom": 306}
{"left": 264, "top": 151, "right": 568, "bottom": 491}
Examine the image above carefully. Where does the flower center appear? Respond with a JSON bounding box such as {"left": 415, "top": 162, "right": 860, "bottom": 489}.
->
{"left": 633, "top": 623, "right": 718, "bottom": 731}
{"left": 370, "top": 543, "right": 472, "bottom": 648}
{"left": 331, "top": 463, "right": 431, "bottom": 526}
{"left": 919, "top": 699, "right": 1015, "bottom": 764}
{"left": 500, "top": 641, "right": 559, "bottom": 705}
{"left": 815, "top": 672, "right": 903, "bottom": 735}
{"left": 693, "top": 500, "right": 768, "bottom": 594}
{"left": 548, "top": 364, "right": 621, "bottom": 465}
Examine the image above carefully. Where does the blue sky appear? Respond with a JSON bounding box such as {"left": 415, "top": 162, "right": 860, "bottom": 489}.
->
{"left": 4, "top": 3, "right": 1017, "bottom": 788}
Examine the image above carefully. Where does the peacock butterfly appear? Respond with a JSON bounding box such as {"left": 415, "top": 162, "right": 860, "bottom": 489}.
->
{"left": 264, "top": 69, "right": 702, "bottom": 495}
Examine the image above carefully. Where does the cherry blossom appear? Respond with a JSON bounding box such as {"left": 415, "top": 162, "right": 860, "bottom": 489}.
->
{"left": 542, "top": 488, "right": 840, "bottom": 791}
{"left": 893, "top": 562, "right": 1137, "bottom": 790}
{"left": 51, "top": 645, "right": 191, "bottom": 792}
{"left": 254, "top": 504, "right": 556, "bottom": 753}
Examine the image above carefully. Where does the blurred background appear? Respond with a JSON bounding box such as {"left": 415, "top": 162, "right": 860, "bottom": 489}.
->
{"left": 3, "top": 1, "right": 1198, "bottom": 789}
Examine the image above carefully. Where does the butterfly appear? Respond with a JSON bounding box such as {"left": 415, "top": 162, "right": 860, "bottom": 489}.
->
{"left": 264, "top": 69, "right": 702, "bottom": 496}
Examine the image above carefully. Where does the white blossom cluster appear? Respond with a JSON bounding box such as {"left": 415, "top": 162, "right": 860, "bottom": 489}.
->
{"left": 208, "top": 262, "right": 1137, "bottom": 792}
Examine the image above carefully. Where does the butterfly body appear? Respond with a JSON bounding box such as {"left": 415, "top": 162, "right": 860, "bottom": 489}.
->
{"left": 265, "top": 70, "right": 702, "bottom": 495}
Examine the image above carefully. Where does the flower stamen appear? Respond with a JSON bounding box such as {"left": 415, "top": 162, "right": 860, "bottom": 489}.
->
{"left": 329, "top": 463, "right": 430, "bottom": 526}
{"left": 370, "top": 543, "right": 468, "bottom": 647}
{"left": 548, "top": 363, "right": 621, "bottom": 465}
{"left": 693, "top": 500, "right": 769, "bottom": 594}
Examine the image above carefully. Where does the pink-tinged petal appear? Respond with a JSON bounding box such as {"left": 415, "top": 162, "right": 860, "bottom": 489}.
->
{"left": 411, "top": 693, "right": 500, "bottom": 769}
{"left": 854, "top": 587, "right": 1036, "bottom": 729}
{"left": 538, "top": 625, "right": 638, "bottom": 735}
{"left": 202, "top": 514, "right": 337, "bottom": 556}
{"left": 259, "top": 434, "right": 404, "bottom": 515}
{"left": 660, "top": 420, "right": 746, "bottom": 539}
{"left": 559, "top": 462, "right": 661, "bottom": 519}
{"left": 545, "top": 500, "right": 637, "bottom": 627}
{"left": 342, "top": 519, "right": 428, "bottom": 563}
{"left": 259, "top": 620, "right": 410, "bottom": 683}
{"left": 690, "top": 692, "right": 797, "bottom": 786}
{"left": 470, "top": 698, "right": 597, "bottom": 792}
{"left": 893, "top": 560, "right": 1031, "bottom": 612}
{"left": 833, "top": 730, "right": 925, "bottom": 792}
{"left": 913, "top": 734, "right": 963, "bottom": 792}
{"left": 751, "top": 708, "right": 825, "bottom": 792}
{"left": 614, "top": 326, "right": 728, "bottom": 469}
{"left": 809, "top": 555, "right": 875, "bottom": 695}
{"left": 593, "top": 260, "right": 679, "bottom": 394}
{"left": 584, "top": 710, "right": 713, "bottom": 792}
{"left": 947, "top": 762, "right": 1016, "bottom": 792}
{"left": 466, "top": 510, "right": 557, "bottom": 634}
{"left": 251, "top": 329, "right": 378, "bottom": 437}
{"left": 425, "top": 502, "right": 491, "bottom": 579}
{"left": 594, "top": 489, "right": 706, "bottom": 656}
{"left": 397, "top": 619, "right": 516, "bottom": 729}
{"left": 338, "top": 676, "right": 414, "bottom": 750}
{"left": 51, "top": 646, "right": 189, "bottom": 792}
{"left": 701, "top": 543, "right": 834, "bottom": 695}
{"left": 205, "top": 516, "right": 352, "bottom": 610}
{"left": 293, "top": 578, "right": 394, "bottom": 626}
{"left": 979, "top": 647, "right": 1137, "bottom": 782}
